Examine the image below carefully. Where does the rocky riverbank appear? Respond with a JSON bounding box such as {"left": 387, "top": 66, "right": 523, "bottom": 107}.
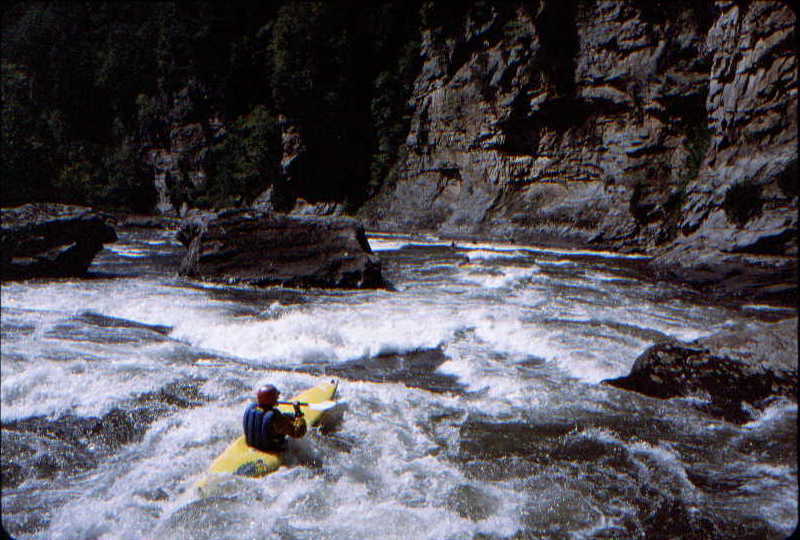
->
{"left": 356, "top": 0, "right": 797, "bottom": 306}
{"left": 3, "top": 2, "right": 795, "bottom": 305}
{"left": 1, "top": 204, "right": 117, "bottom": 280}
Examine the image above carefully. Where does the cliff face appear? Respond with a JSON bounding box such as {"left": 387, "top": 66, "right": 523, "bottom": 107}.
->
{"left": 654, "top": 1, "right": 797, "bottom": 303}
{"left": 139, "top": 80, "right": 223, "bottom": 215}
{"left": 359, "top": 0, "right": 797, "bottom": 302}
{"left": 131, "top": 1, "right": 796, "bottom": 302}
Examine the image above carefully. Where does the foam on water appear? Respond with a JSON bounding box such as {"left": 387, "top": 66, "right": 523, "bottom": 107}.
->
{"left": 368, "top": 232, "right": 653, "bottom": 264}
{"left": 1, "top": 279, "right": 207, "bottom": 329}
{"left": 142, "top": 237, "right": 182, "bottom": 246}
{"left": 104, "top": 245, "right": 152, "bottom": 258}
{"left": 173, "top": 299, "right": 466, "bottom": 366}
{"left": 741, "top": 398, "right": 797, "bottom": 431}
{"left": 34, "top": 377, "right": 529, "bottom": 539}
{"left": 742, "top": 304, "right": 797, "bottom": 313}
{"left": 537, "top": 258, "right": 576, "bottom": 266}
{"left": 0, "top": 242, "right": 728, "bottom": 412}
{"left": 366, "top": 233, "right": 452, "bottom": 252}
{"left": 3, "top": 276, "right": 464, "bottom": 375}
{"left": 3, "top": 229, "right": 795, "bottom": 539}
{"left": 437, "top": 357, "right": 543, "bottom": 415}
{"left": 440, "top": 306, "right": 641, "bottom": 384}
{"left": 366, "top": 237, "right": 415, "bottom": 251}
{"left": 458, "top": 264, "right": 539, "bottom": 289}
{"left": 453, "top": 240, "right": 652, "bottom": 260}
{"left": 0, "top": 346, "right": 185, "bottom": 421}
{"left": 464, "top": 249, "right": 527, "bottom": 261}
{"left": 628, "top": 440, "right": 697, "bottom": 496}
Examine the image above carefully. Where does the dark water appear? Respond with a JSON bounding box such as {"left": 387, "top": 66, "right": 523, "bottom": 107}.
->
{"left": 1, "top": 229, "right": 796, "bottom": 539}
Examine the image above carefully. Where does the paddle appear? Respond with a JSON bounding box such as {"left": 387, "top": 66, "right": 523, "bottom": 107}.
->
{"left": 277, "top": 400, "right": 338, "bottom": 412}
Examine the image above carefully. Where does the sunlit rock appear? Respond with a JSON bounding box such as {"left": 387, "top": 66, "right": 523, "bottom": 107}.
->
{"left": 359, "top": 1, "right": 797, "bottom": 304}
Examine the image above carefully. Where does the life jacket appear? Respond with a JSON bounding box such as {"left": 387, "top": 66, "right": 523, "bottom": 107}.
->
{"left": 243, "top": 403, "right": 287, "bottom": 451}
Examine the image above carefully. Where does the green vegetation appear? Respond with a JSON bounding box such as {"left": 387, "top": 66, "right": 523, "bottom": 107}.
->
{"left": 1, "top": 1, "right": 424, "bottom": 212}
{"left": 203, "top": 105, "right": 280, "bottom": 209}
{"left": 1, "top": 61, "right": 54, "bottom": 203}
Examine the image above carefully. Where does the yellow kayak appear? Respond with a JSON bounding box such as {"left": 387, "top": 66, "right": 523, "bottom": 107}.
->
{"left": 195, "top": 379, "right": 338, "bottom": 494}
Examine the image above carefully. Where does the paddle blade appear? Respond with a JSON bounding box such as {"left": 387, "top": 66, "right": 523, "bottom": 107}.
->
{"left": 277, "top": 399, "right": 340, "bottom": 412}
{"left": 308, "top": 400, "right": 338, "bottom": 411}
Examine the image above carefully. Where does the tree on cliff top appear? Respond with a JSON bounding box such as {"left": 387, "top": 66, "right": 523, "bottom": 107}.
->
{"left": 1, "top": 1, "right": 422, "bottom": 212}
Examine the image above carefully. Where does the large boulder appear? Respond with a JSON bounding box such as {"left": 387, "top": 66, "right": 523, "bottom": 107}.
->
{"left": 176, "top": 209, "right": 386, "bottom": 289}
{"left": 603, "top": 318, "right": 798, "bottom": 423}
{"left": 1, "top": 203, "right": 117, "bottom": 280}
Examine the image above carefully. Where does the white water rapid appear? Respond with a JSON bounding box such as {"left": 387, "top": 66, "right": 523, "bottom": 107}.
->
{"left": 1, "top": 228, "right": 796, "bottom": 539}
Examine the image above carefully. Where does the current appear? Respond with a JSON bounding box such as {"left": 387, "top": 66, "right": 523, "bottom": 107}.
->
{"left": 1, "top": 227, "right": 797, "bottom": 539}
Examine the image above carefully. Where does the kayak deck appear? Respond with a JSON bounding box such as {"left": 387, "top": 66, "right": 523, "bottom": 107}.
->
{"left": 195, "top": 379, "right": 338, "bottom": 493}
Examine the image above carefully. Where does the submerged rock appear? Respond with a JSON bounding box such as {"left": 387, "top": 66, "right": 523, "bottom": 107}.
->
{"left": 305, "top": 348, "right": 461, "bottom": 394}
{"left": 0, "top": 379, "right": 208, "bottom": 491}
{"left": 1, "top": 203, "right": 117, "bottom": 280}
{"left": 603, "top": 318, "right": 798, "bottom": 423}
{"left": 176, "top": 209, "right": 387, "bottom": 289}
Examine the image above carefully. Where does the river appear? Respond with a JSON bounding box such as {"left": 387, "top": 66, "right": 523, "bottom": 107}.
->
{"left": 1, "top": 227, "right": 797, "bottom": 539}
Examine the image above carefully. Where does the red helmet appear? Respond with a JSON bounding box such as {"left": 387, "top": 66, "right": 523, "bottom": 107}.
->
{"left": 256, "top": 384, "right": 279, "bottom": 407}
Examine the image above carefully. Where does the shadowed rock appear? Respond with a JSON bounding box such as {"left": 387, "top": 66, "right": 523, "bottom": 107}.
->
{"left": 1, "top": 203, "right": 117, "bottom": 280}
{"left": 176, "top": 209, "right": 387, "bottom": 289}
{"left": 603, "top": 318, "right": 798, "bottom": 423}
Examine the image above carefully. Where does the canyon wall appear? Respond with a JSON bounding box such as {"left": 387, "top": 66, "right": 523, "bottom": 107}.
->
{"left": 129, "top": 1, "right": 795, "bottom": 303}
{"left": 358, "top": 0, "right": 797, "bottom": 302}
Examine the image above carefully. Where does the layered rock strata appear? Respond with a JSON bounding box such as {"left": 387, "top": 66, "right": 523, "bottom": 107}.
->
{"left": 359, "top": 0, "right": 797, "bottom": 303}
{"left": 176, "top": 209, "right": 386, "bottom": 289}
{"left": 651, "top": 1, "right": 798, "bottom": 304}
{"left": 136, "top": 1, "right": 797, "bottom": 303}
{"left": 1, "top": 204, "right": 117, "bottom": 280}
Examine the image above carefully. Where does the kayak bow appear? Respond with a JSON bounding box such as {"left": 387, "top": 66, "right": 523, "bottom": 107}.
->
{"left": 195, "top": 379, "right": 338, "bottom": 495}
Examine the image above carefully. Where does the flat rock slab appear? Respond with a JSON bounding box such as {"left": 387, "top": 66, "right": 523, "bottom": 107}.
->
{"left": 1, "top": 203, "right": 117, "bottom": 280}
{"left": 604, "top": 318, "right": 798, "bottom": 423}
{"left": 177, "top": 209, "right": 387, "bottom": 289}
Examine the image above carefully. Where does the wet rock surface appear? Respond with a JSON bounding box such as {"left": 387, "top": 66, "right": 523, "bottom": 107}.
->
{"left": 603, "top": 317, "right": 798, "bottom": 422}
{"left": 115, "top": 213, "right": 183, "bottom": 230}
{"left": 360, "top": 0, "right": 797, "bottom": 304}
{"left": 1, "top": 203, "right": 118, "bottom": 280}
{"left": 0, "top": 379, "right": 208, "bottom": 491}
{"left": 303, "top": 348, "right": 461, "bottom": 394}
{"left": 176, "top": 209, "right": 387, "bottom": 289}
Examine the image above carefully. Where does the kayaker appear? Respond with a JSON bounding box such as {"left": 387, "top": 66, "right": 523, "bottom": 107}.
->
{"left": 243, "top": 384, "right": 307, "bottom": 451}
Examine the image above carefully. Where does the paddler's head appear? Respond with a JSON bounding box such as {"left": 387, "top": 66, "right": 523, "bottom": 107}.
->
{"left": 256, "top": 384, "right": 280, "bottom": 407}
